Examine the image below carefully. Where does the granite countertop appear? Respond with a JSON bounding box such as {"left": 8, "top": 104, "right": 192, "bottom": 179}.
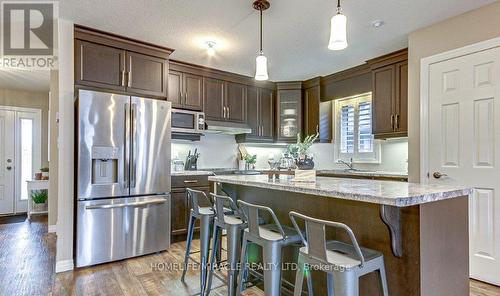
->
{"left": 171, "top": 170, "right": 214, "bottom": 176}
{"left": 316, "top": 169, "right": 408, "bottom": 179}
{"left": 208, "top": 174, "right": 472, "bottom": 207}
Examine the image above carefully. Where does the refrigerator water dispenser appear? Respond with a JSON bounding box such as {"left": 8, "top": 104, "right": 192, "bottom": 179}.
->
{"left": 91, "top": 146, "right": 119, "bottom": 184}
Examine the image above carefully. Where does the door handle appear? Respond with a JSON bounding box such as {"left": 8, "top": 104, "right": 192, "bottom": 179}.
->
{"left": 124, "top": 103, "right": 130, "bottom": 190}
{"left": 130, "top": 103, "right": 137, "bottom": 188}
{"left": 6, "top": 166, "right": 12, "bottom": 170}
{"left": 85, "top": 198, "right": 167, "bottom": 210}
{"left": 433, "top": 172, "right": 448, "bottom": 179}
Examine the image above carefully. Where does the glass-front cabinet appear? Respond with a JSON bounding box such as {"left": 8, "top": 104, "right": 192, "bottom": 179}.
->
{"left": 276, "top": 82, "right": 302, "bottom": 142}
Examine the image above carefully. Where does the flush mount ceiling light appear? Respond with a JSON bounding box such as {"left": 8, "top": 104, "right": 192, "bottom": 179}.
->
{"left": 371, "top": 20, "right": 385, "bottom": 28}
{"left": 205, "top": 41, "right": 216, "bottom": 56}
{"left": 328, "top": 0, "right": 348, "bottom": 51}
{"left": 253, "top": 0, "right": 270, "bottom": 81}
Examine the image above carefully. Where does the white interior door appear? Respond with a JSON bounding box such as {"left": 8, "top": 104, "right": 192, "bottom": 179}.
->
{"left": 428, "top": 46, "right": 500, "bottom": 285}
{"left": 0, "top": 110, "right": 16, "bottom": 215}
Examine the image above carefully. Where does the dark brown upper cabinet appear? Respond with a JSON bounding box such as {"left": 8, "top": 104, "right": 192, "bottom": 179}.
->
{"left": 368, "top": 49, "right": 408, "bottom": 139}
{"left": 236, "top": 86, "right": 274, "bottom": 143}
{"left": 203, "top": 79, "right": 246, "bottom": 123}
{"left": 74, "top": 25, "right": 173, "bottom": 99}
{"left": 276, "top": 82, "right": 303, "bottom": 143}
{"left": 168, "top": 70, "right": 203, "bottom": 110}
{"left": 126, "top": 51, "right": 167, "bottom": 97}
{"left": 302, "top": 77, "right": 333, "bottom": 143}
{"left": 203, "top": 77, "right": 225, "bottom": 121}
{"left": 225, "top": 82, "right": 246, "bottom": 123}
{"left": 75, "top": 40, "right": 126, "bottom": 91}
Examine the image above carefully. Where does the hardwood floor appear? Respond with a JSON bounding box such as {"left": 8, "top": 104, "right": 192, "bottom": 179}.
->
{"left": 1, "top": 215, "right": 499, "bottom": 296}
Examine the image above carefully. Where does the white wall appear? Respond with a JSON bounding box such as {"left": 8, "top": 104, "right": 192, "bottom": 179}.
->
{"left": 55, "top": 19, "right": 75, "bottom": 273}
{"left": 173, "top": 134, "right": 408, "bottom": 173}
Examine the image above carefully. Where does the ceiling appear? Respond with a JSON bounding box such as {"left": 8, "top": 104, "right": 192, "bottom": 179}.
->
{"left": 0, "top": 69, "right": 50, "bottom": 92}
{"left": 57, "top": 0, "right": 492, "bottom": 81}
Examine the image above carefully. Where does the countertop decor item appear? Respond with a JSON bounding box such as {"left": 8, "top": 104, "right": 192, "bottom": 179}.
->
{"left": 244, "top": 154, "right": 257, "bottom": 170}
{"left": 287, "top": 133, "right": 319, "bottom": 170}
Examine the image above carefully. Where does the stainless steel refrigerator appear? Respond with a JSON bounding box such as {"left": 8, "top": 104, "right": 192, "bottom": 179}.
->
{"left": 75, "top": 89, "right": 171, "bottom": 267}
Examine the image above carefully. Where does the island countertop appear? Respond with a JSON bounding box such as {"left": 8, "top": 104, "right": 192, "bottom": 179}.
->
{"left": 208, "top": 174, "right": 471, "bottom": 207}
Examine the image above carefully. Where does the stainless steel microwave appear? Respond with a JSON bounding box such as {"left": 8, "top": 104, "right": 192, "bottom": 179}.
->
{"left": 171, "top": 109, "right": 205, "bottom": 134}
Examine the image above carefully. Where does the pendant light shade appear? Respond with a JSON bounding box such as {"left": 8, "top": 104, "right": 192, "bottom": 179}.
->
{"left": 328, "top": 1, "right": 348, "bottom": 50}
{"left": 253, "top": 0, "right": 270, "bottom": 81}
{"left": 255, "top": 53, "right": 269, "bottom": 81}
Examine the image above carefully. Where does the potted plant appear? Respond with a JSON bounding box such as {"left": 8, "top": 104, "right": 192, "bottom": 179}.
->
{"left": 31, "top": 189, "right": 48, "bottom": 212}
{"left": 244, "top": 154, "right": 257, "bottom": 170}
{"left": 288, "top": 133, "right": 319, "bottom": 170}
{"left": 40, "top": 167, "right": 49, "bottom": 180}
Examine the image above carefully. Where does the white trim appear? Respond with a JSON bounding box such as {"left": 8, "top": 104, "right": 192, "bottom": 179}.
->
{"left": 48, "top": 224, "right": 57, "bottom": 233}
{"left": 55, "top": 259, "right": 74, "bottom": 273}
{"left": 419, "top": 36, "right": 500, "bottom": 183}
{"left": 0, "top": 105, "right": 42, "bottom": 113}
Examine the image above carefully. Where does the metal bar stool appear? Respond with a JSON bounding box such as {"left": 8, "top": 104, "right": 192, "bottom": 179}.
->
{"left": 205, "top": 193, "right": 248, "bottom": 296}
{"left": 236, "top": 200, "right": 306, "bottom": 296}
{"left": 181, "top": 188, "right": 216, "bottom": 294}
{"left": 289, "top": 211, "right": 389, "bottom": 296}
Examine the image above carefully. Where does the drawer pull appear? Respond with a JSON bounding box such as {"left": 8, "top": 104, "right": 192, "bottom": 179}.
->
{"left": 184, "top": 180, "right": 198, "bottom": 184}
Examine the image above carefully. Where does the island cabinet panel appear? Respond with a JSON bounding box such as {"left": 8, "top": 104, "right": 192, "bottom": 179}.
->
{"left": 74, "top": 26, "right": 173, "bottom": 99}
{"left": 75, "top": 40, "right": 126, "bottom": 91}
{"left": 170, "top": 175, "right": 210, "bottom": 241}
{"left": 126, "top": 51, "right": 167, "bottom": 97}
{"left": 236, "top": 86, "right": 274, "bottom": 143}
{"left": 203, "top": 77, "right": 225, "bottom": 121}
{"left": 225, "top": 82, "right": 246, "bottom": 123}
{"left": 369, "top": 49, "right": 408, "bottom": 139}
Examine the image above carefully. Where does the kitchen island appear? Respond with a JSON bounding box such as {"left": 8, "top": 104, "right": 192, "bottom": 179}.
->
{"left": 208, "top": 174, "right": 472, "bottom": 296}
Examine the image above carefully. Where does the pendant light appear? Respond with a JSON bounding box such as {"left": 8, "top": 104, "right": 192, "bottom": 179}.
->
{"left": 328, "top": 0, "right": 348, "bottom": 50}
{"left": 253, "top": 0, "right": 270, "bottom": 81}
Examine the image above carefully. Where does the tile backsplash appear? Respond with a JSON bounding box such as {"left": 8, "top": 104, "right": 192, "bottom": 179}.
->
{"left": 172, "top": 134, "right": 408, "bottom": 173}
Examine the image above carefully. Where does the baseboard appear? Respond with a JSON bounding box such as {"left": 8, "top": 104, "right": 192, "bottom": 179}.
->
{"left": 55, "top": 259, "right": 74, "bottom": 273}
{"left": 48, "top": 224, "right": 57, "bottom": 233}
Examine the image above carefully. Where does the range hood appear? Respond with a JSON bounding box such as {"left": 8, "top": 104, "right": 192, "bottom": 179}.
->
{"left": 205, "top": 120, "right": 252, "bottom": 135}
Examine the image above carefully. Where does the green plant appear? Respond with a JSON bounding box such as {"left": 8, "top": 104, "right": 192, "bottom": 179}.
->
{"left": 244, "top": 154, "right": 257, "bottom": 165}
{"left": 40, "top": 167, "right": 49, "bottom": 173}
{"left": 31, "top": 190, "right": 48, "bottom": 204}
{"left": 287, "top": 133, "right": 319, "bottom": 157}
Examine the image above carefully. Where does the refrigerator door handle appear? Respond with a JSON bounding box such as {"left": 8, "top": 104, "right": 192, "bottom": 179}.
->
{"left": 84, "top": 198, "right": 167, "bottom": 210}
{"left": 131, "top": 103, "right": 137, "bottom": 188}
{"left": 123, "top": 103, "right": 130, "bottom": 190}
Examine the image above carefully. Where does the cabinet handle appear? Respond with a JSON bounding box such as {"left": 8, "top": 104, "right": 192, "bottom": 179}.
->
{"left": 260, "top": 126, "right": 263, "bottom": 136}
{"left": 184, "top": 180, "right": 198, "bottom": 184}
{"left": 121, "top": 70, "right": 126, "bottom": 86}
{"left": 390, "top": 114, "right": 395, "bottom": 131}
{"left": 395, "top": 114, "right": 400, "bottom": 130}
{"left": 316, "top": 124, "right": 319, "bottom": 134}
{"left": 127, "top": 55, "right": 132, "bottom": 88}
{"left": 227, "top": 107, "right": 230, "bottom": 119}
{"left": 223, "top": 106, "right": 226, "bottom": 118}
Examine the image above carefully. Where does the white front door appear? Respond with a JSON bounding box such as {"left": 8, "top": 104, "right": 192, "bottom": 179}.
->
{"left": 428, "top": 45, "right": 500, "bottom": 285}
{"left": 0, "top": 110, "right": 16, "bottom": 215}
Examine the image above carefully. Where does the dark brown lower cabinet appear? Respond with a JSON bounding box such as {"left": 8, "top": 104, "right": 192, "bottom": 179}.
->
{"left": 171, "top": 175, "right": 210, "bottom": 242}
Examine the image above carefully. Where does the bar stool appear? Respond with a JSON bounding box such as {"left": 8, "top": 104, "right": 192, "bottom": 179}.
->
{"left": 236, "top": 200, "right": 308, "bottom": 296}
{"left": 181, "top": 188, "right": 216, "bottom": 294}
{"left": 205, "top": 193, "right": 248, "bottom": 296}
{"left": 289, "top": 211, "right": 389, "bottom": 296}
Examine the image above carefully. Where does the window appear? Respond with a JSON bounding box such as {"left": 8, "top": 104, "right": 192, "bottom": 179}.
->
{"left": 20, "top": 118, "right": 33, "bottom": 200}
{"left": 335, "top": 93, "right": 380, "bottom": 163}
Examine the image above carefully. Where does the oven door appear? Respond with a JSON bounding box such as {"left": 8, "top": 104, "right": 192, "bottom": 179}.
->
{"left": 171, "top": 109, "right": 200, "bottom": 133}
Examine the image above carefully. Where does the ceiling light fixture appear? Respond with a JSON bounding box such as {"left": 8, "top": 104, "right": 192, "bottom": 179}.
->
{"left": 328, "top": 0, "right": 348, "bottom": 51}
{"left": 205, "top": 41, "right": 216, "bottom": 56}
{"left": 253, "top": 0, "right": 270, "bottom": 81}
{"left": 371, "top": 20, "right": 385, "bottom": 28}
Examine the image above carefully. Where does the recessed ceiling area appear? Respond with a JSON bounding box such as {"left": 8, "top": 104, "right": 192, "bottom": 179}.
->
{"left": 0, "top": 69, "right": 50, "bottom": 92}
{"left": 60, "top": 0, "right": 494, "bottom": 81}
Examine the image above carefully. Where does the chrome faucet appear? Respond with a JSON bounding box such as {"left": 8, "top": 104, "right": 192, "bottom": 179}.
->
{"left": 337, "top": 158, "right": 354, "bottom": 170}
